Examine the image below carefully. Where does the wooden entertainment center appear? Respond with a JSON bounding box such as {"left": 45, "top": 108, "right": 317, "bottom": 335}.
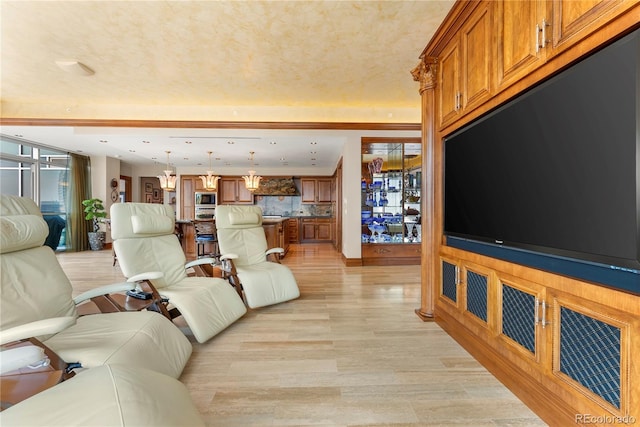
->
{"left": 412, "top": 1, "right": 640, "bottom": 425}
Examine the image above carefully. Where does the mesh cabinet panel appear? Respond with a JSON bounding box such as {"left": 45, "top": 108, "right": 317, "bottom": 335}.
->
{"left": 442, "top": 261, "right": 457, "bottom": 303}
{"left": 501, "top": 284, "right": 536, "bottom": 354}
{"left": 559, "top": 306, "right": 621, "bottom": 409}
{"left": 466, "top": 270, "right": 488, "bottom": 323}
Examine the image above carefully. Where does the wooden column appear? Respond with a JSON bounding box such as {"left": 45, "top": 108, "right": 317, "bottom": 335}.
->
{"left": 412, "top": 57, "right": 438, "bottom": 321}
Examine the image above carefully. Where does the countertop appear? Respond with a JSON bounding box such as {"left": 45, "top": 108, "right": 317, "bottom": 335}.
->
{"left": 176, "top": 216, "right": 332, "bottom": 224}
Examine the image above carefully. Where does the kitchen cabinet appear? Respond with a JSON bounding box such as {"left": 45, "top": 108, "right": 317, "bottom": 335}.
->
{"left": 219, "top": 177, "right": 254, "bottom": 205}
{"left": 288, "top": 218, "right": 299, "bottom": 243}
{"left": 301, "top": 178, "right": 332, "bottom": 204}
{"left": 300, "top": 218, "right": 332, "bottom": 242}
{"left": 439, "top": 1, "right": 492, "bottom": 128}
{"left": 180, "top": 176, "right": 197, "bottom": 220}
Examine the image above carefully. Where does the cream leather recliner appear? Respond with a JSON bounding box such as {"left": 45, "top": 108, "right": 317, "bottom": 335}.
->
{"left": 110, "top": 202, "right": 247, "bottom": 343}
{"left": 0, "top": 364, "right": 205, "bottom": 426}
{"left": 215, "top": 205, "right": 300, "bottom": 308}
{"left": 0, "top": 195, "right": 192, "bottom": 379}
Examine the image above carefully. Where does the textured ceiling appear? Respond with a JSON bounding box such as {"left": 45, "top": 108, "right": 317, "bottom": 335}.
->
{"left": 0, "top": 0, "right": 454, "bottom": 171}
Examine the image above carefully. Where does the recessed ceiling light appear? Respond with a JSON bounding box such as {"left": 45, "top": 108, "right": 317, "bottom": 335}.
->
{"left": 185, "top": 141, "right": 192, "bottom": 144}
{"left": 13, "top": 134, "right": 23, "bottom": 138}
{"left": 227, "top": 141, "right": 235, "bottom": 145}
{"left": 128, "top": 149, "right": 135, "bottom": 153}
{"left": 142, "top": 140, "right": 150, "bottom": 144}
{"left": 55, "top": 60, "right": 94, "bottom": 76}
{"left": 310, "top": 141, "right": 317, "bottom": 145}
{"left": 99, "top": 140, "right": 108, "bottom": 143}
{"left": 269, "top": 141, "right": 277, "bottom": 145}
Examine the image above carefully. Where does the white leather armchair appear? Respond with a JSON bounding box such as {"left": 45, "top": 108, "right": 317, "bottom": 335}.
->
{"left": 215, "top": 205, "right": 300, "bottom": 308}
{"left": 0, "top": 364, "right": 205, "bottom": 426}
{"left": 110, "top": 203, "right": 247, "bottom": 343}
{"left": 0, "top": 195, "right": 192, "bottom": 379}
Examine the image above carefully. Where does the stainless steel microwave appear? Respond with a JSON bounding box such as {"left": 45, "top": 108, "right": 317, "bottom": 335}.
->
{"left": 195, "top": 192, "right": 216, "bottom": 206}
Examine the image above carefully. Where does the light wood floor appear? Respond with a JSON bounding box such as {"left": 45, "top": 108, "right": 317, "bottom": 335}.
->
{"left": 57, "top": 244, "right": 546, "bottom": 427}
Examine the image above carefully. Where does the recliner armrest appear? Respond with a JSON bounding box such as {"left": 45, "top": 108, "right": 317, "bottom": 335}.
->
{"left": 127, "top": 271, "right": 164, "bottom": 282}
{"left": 220, "top": 253, "right": 238, "bottom": 261}
{"left": 73, "top": 282, "right": 136, "bottom": 305}
{"left": 266, "top": 248, "right": 284, "bottom": 256}
{"left": 0, "top": 317, "right": 76, "bottom": 345}
{"left": 185, "top": 258, "right": 217, "bottom": 269}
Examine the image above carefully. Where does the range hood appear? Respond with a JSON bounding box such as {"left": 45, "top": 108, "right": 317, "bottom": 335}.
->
{"left": 253, "top": 177, "right": 299, "bottom": 196}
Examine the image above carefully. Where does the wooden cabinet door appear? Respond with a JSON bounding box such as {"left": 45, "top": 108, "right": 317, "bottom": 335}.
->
{"left": 180, "top": 177, "right": 195, "bottom": 220}
{"left": 301, "top": 222, "right": 316, "bottom": 241}
{"left": 497, "top": 275, "right": 546, "bottom": 366}
{"left": 495, "top": 0, "right": 547, "bottom": 91}
{"left": 219, "top": 178, "right": 253, "bottom": 204}
{"left": 316, "top": 222, "right": 332, "bottom": 240}
{"left": 438, "top": 39, "right": 461, "bottom": 128}
{"left": 281, "top": 221, "right": 290, "bottom": 249}
{"left": 301, "top": 179, "right": 317, "bottom": 203}
{"left": 550, "top": 0, "right": 637, "bottom": 56}
{"left": 236, "top": 180, "right": 254, "bottom": 204}
{"left": 316, "top": 179, "right": 332, "bottom": 203}
{"left": 288, "top": 218, "right": 299, "bottom": 243}
{"left": 460, "top": 2, "right": 492, "bottom": 112}
{"left": 195, "top": 176, "right": 205, "bottom": 191}
{"left": 219, "top": 179, "right": 238, "bottom": 204}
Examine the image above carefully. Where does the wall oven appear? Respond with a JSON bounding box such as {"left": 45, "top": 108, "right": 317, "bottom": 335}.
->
{"left": 194, "top": 192, "right": 217, "bottom": 219}
{"left": 195, "top": 192, "right": 216, "bottom": 207}
{"left": 195, "top": 206, "right": 216, "bottom": 219}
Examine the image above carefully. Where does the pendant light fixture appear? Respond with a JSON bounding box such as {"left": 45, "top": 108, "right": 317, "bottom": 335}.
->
{"left": 242, "top": 151, "right": 262, "bottom": 192}
{"left": 199, "top": 151, "right": 220, "bottom": 191}
{"left": 157, "top": 150, "right": 177, "bottom": 191}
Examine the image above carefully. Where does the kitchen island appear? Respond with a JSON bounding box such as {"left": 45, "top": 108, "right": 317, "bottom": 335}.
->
{"left": 176, "top": 217, "right": 295, "bottom": 259}
{"left": 261, "top": 217, "right": 290, "bottom": 258}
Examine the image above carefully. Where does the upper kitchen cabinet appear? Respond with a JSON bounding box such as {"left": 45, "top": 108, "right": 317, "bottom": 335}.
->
{"left": 439, "top": 1, "right": 493, "bottom": 129}
{"left": 300, "top": 178, "right": 332, "bottom": 204}
{"left": 219, "top": 177, "right": 254, "bottom": 205}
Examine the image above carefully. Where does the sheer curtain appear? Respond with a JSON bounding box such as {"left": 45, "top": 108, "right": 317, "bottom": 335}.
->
{"left": 66, "top": 153, "right": 91, "bottom": 251}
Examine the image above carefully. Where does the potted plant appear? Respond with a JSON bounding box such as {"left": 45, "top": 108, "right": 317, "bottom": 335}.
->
{"left": 82, "top": 198, "right": 107, "bottom": 251}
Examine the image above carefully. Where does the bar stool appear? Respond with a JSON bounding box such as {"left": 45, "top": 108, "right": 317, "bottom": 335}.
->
{"left": 194, "top": 220, "right": 219, "bottom": 259}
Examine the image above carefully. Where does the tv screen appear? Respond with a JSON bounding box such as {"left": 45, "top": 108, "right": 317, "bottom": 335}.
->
{"left": 444, "top": 29, "right": 639, "bottom": 291}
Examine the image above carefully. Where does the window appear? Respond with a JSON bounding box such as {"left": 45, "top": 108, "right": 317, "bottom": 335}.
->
{"left": 1, "top": 135, "right": 70, "bottom": 249}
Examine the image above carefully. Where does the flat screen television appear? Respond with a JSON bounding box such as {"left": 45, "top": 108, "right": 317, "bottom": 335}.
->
{"left": 443, "top": 28, "right": 640, "bottom": 294}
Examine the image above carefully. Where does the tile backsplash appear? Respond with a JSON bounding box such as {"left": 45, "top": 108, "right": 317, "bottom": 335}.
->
{"left": 254, "top": 195, "right": 332, "bottom": 217}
